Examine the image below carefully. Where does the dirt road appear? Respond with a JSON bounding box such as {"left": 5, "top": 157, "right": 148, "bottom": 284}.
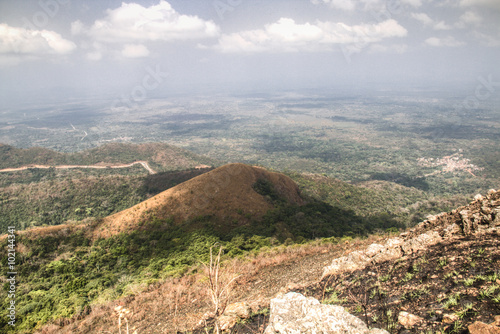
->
{"left": 0, "top": 161, "right": 156, "bottom": 174}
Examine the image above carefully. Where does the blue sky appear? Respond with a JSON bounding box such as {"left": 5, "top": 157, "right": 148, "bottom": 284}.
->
{"left": 0, "top": 0, "right": 499, "bottom": 106}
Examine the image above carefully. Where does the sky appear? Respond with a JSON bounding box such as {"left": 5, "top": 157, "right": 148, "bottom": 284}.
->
{"left": 0, "top": 0, "right": 499, "bottom": 107}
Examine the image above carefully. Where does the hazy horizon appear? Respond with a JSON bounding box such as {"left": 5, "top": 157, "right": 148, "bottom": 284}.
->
{"left": 0, "top": 0, "right": 499, "bottom": 110}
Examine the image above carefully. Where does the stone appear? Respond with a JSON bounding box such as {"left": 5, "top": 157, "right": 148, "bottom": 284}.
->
{"left": 494, "top": 315, "right": 500, "bottom": 326}
{"left": 459, "top": 209, "right": 477, "bottom": 235}
{"left": 218, "top": 302, "right": 252, "bottom": 332}
{"left": 322, "top": 251, "right": 369, "bottom": 278}
{"left": 442, "top": 313, "right": 459, "bottom": 324}
{"left": 474, "top": 194, "right": 484, "bottom": 201}
{"left": 398, "top": 311, "right": 423, "bottom": 329}
{"left": 218, "top": 315, "right": 238, "bottom": 332}
{"left": 365, "top": 243, "right": 385, "bottom": 257}
{"left": 264, "top": 292, "right": 389, "bottom": 334}
{"left": 482, "top": 206, "right": 493, "bottom": 215}
{"left": 444, "top": 223, "right": 461, "bottom": 237}
{"left": 468, "top": 321, "right": 500, "bottom": 334}
{"left": 372, "top": 246, "right": 402, "bottom": 264}
{"left": 401, "top": 231, "right": 442, "bottom": 254}
{"left": 224, "top": 302, "right": 251, "bottom": 319}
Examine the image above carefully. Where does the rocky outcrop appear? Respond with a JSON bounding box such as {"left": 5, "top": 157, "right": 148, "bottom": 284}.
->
{"left": 322, "top": 231, "right": 441, "bottom": 279}
{"left": 264, "top": 292, "right": 388, "bottom": 334}
{"left": 414, "top": 189, "right": 500, "bottom": 237}
{"left": 322, "top": 189, "right": 500, "bottom": 279}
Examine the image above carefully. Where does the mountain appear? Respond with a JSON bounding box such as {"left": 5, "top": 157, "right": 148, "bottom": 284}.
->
{"left": 93, "top": 163, "right": 304, "bottom": 238}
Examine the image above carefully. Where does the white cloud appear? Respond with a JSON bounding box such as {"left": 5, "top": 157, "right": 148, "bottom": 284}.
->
{"left": 460, "top": 0, "right": 500, "bottom": 10}
{"left": 121, "top": 44, "right": 150, "bottom": 58}
{"left": 0, "top": 23, "right": 76, "bottom": 56}
{"left": 71, "top": 20, "right": 84, "bottom": 35}
{"left": 214, "top": 18, "right": 407, "bottom": 53}
{"left": 458, "top": 11, "right": 482, "bottom": 25}
{"left": 311, "top": 0, "right": 356, "bottom": 11}
{"left": 425, "top": 36, "right": 465, "bottom": 47}
{"left": 433, "top": 21, "right": 453, "bottom": 30}
{"left": 78, "top": 0, "right": 219, "bottom": 44}
{"left": 311, "top": 0, "right": 421, "bottom": 11}
{"left": 473, "top": 31, "right": 500, "bottom": 46}
{"left": 411, "top": 13, "right": 433, "bottom": 26}
{"left": 411, "top": 13, "right": 462, "bottom": 30}
{"left": 401, "top": 0, "right": 422, "bottom": 7}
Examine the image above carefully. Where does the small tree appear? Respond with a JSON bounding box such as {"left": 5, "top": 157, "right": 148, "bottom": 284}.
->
{"left": 202, "top": 245, "right": 239, "bottom": 333}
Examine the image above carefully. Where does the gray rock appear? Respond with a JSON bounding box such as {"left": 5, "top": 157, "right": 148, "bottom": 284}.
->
{"left": 322, "top": 251, "right": 369, "bottom": 279}
{"left": 401, "top": 231, "right": 442, "bottom": 254}
{"left": 264, "top": 292, "right": 389, "bottom": 334}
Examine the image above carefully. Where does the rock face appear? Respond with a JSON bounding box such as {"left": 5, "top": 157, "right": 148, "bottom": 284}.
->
{"left": 414, "top": 189, "right": 500, "bottom": 237}
{"left": 322, "top": 231, "right": 441, "bottom": 279}
{"left": 264, "top": 292, "right": 388, "bottom": 334}
{"left": 322, "top": 189, "right": 500, "bottom": 279}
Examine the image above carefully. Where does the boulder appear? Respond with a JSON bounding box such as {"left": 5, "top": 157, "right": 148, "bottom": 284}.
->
{"left": 218, "top": 302, "right": 252, "bottom": 332}
{"left": 224, "top": 302, "right": 251, "bottom": 319}
{"left": 264, "top": 292, "right": 388, "bottom": 334}
{"left": 468, "top": 321, "right": 500, "bottom": 334}
{"left": 218, "top": 315, "right": 238, "bottom": 332}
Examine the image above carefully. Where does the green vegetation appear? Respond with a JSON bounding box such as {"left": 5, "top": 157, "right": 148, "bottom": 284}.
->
{"left": 0, "top": 167, "right": 213, "bottom": 232}
{"left": 0, "top": 177, "right": 402, "bottom": 333}
{"left": 0, "top": 143, "right": 215, "bottom": 171}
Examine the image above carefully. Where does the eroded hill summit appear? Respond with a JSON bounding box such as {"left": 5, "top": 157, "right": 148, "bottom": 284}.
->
{"left": 93, "top": 163, "right": 304, "bottom": 238}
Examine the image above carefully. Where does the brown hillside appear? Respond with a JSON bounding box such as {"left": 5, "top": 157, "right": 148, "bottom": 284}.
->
{"left": 34, "top": 190, "right": 499, "bottom": 334}
{"left": 93, "top": 163, "right": 304, "bottom": 238}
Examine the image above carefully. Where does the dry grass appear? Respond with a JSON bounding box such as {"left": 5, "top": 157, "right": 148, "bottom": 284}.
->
{"left": 34, "top": 233, "right": 391, "bottom": 334}
{"left": 92, "top": 163, "right": 303, "bottom": 239}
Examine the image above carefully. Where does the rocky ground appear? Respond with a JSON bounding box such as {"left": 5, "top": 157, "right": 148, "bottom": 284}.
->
{"left": 214, "top": 190, "right": 500, "bottom": 333}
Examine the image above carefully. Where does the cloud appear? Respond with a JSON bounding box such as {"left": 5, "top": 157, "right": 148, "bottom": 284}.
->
{"left": 76, "top": 0, "right": 219, "bottom": 44}
{"left": 473, "top": 31, "right": 500, "bottom": 46}
{"left": 425, "top": 36, "right": 465, "bottom": 47}
{"left": 433, "top": 21, "right": 453, "bottom": 30}
{"left": 401, "top": 0, "right": 422, "bottom": 7}
{"left": 311, "top": 0, "right": 355, "bottom": 11}
{"left": 458, "top": 11, "right": 482, "bottom": 25}
{"left": 214, "top": 18, "right": 407, "bottom": 53}
{"left": 411, "top": 13, "right": 433, "bottom": 26}
{"left": 121, "top": 44, "right": 150, "bottom": 58}
{"left": 369, "top": 43, "right": 408, "bottom": 53}
{"left": 0, "top": 23, "right": 76, "bottom": 56}
{"left": 410, "top": 13, "right": 450, "bottom": 30}
{"left": 311, "top": 0, "right": 421, "bottom": 11}
{"left": 460, "top": 0, "right": 500, "bottom": 10}
{"left": 86, "top": 50, "right": 102, "bottom": 61}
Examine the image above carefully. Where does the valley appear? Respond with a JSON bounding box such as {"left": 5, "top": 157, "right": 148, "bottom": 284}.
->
{"left": 0, "top": 91, "right": 499, "bottom": 334}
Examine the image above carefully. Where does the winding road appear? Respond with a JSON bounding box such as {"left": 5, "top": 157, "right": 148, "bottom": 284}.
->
{"left": 0, "top": 161, "right": 156, "bottom": 175}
